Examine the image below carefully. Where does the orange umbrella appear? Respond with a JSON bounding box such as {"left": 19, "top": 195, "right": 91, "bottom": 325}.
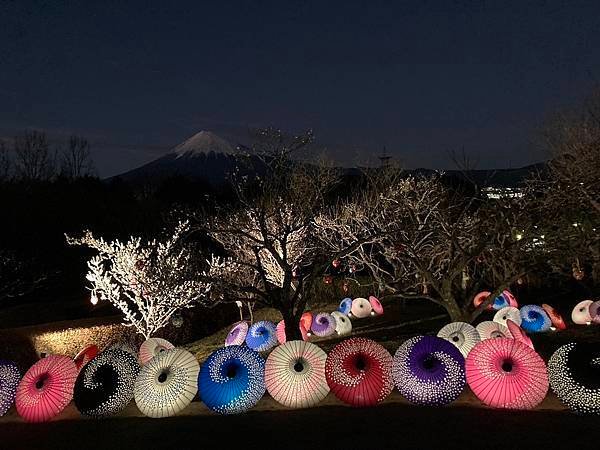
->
{"left": 541, "top": 304, "right": 567, "bottom": 330}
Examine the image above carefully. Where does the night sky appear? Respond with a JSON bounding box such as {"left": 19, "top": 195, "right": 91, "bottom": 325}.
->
{"left": 2, "top": 0, "right": 600, "bottom": 177}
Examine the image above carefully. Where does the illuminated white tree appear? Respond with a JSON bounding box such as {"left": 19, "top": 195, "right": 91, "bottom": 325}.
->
{"left": 67, "top": 222, "right": 208, "bottom": 339}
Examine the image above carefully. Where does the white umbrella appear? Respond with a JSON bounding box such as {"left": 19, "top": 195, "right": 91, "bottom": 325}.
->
{"left": 331, "top": 311, "right": 352, "bottom": 336}
{"left": 139, "top": 338, "right": 175, "bottom": 365}
{"left": 437, "top": 322, "right": 480, "bottom": 357}
{"left": 494, "top": 307, "right": 522, "bottom": 326}
{"left": 351, "top": 297, "right": 372, "bottom": 318}
{"left": 476, "top": 321, "right": 512, "bottom": 340}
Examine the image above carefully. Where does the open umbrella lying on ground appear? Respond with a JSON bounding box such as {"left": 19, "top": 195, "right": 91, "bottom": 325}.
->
{"left": 393, "top": 335, "right": 466, "bottom": 406}
{"left": 369, "top": 296, "right": 384, "bottom": 315}
{"left": 476, "top": 321, "right": 512, "bottom": 340}
{"left": 331, "top": 311, "right": 352, "bottom": 336}
{"left": 506, "top": 319, "right": 534, "bottom": 350}
{"left": 134, "top": 348, "right": 199, "bottom": 418}
{"left": 338, "top": 298, "right": 352, "bottom": 315}
{"left": 325, "top": 337, "right": 393, "bottom": 407}
{"left": 502, "top": 290, "right": 519, "bottom": 308}
{"left": 300, "top": 312, "right": 313, "bottom": 332}
{"left": 493, "top": 307, "right": 522, "bottom": 327}
{"left": 466, "top": 338, "right": 548, "bottom": 410}
{"left": 571, "top": 300, "right": 593, "bottom": 325}
{"left": 74, "top": 349, "right": 140, "bottom": 418}
{"left": 265, "top": 340, "right": 329, "bottom": 409}
{"left": 350, "top": 298, "right": 372, "bottom": 318}
{"left": 73, "top": 345, "right": 99, "bottom": 371}
{"left": 520, "top": 305, "right": 551, "bottom": 333}
{"left": 588, "top": 301, "right": 600, "bottom": 324}
{"left": 246, "top": 321, "right": 278, "bottom": 352}
{"left": 437, "top": 322, "right": 480, "bottom": 357}
{"left": 16, "top": 355, "right": 77, "bottom": 422}
{"left": 311, "top": 313, "right": 336, "bottom": 337}
{"left": 548, "top": 342, "right": 600, "bottom": 415}
{"left": 0, "top": 360, "right": 20, "bottom": 417}
{"left": 541, "top": 304, "right": 567, "bottom": 330}
{"left": 198, "top": 345, "right": 265, "bottom": 414}
{"left": 473, "top": 291, "right": 493, "bottom": 310}
{"left": 139, "top": 338, "right": 175, "bottom": 366}
{"left": 225, "top": 321, "right": 249, "bottom": 347}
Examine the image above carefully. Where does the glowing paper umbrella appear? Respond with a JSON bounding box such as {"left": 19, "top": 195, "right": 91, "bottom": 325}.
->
{"left": 492, "top": 295, "right": 509, "bottom": 310}
{"left": 351, "top": 298, "right": 372, "bottom": 318}
{"left": 548, "top": 343, "right": 600, "bottom": 415}
{"left": 139, "top": 338, "right": 175, "bottom": 366}
{"left": 225, "top": 321, "right": 249, "bottom": 347}
{"left": 476, "top": 321, "right": 512, "bottom": 340}
{"left": 437, "top": 322, "right": 480, "bottom": 357}
{"left": 589, "top": 301, "right": 600, "bottom": 324}
{"left": 338, "top": 298, "right": 352, "bottom": 315}
{"left": 16, "top": 355, "right": 77, "bottom": 422}
{"left": 0, "top": 360, "right": 20, "bottom": 416}
{"left": 393, "top": 335, "right": 466, "bottom": 406}
{"left": 571, "top": 300, "right": 593, "bottom": 325}
{"left": 300, "top": 312, "right": 313, "bottom": 332}
{"left": 276, "top": 320, "right": 309, "bottom": 344}
{"left": 265, "top": 340, "right": 329, "bottom": 408}
{"left": 311, "top": 313, "right": 336, "bottom": 337}
{"left": 325, "top": 337, "right": 393, "bottom": 407}
{"left": 134, "top": 348, "right": 199, "bottom": 418}
{"left": 466, "top": 338, "right": 548, "bottom": 409}
{"left": 473, "top": 291, "right": 493, "bottom": 310}
{"left": 198, "top": 345, "right": 265, "bottom": 414}
{"left": 369, "top": 296, "right": 384, "bottom": 315}
{"left": 74, "top": 349, "right": 140, "bottom": 417}
{"left": 502, "top": 290, "right": 519, "bottom": 308}
{"left": 246, "top": 321, "right": 278, "bottom": 352}
{"left": 506, "top": 319, "right": 534, "bottom": 350}
{"left": 74, "top": 345, "right": 99, "bottom": 371}
{"left": 520, "top": 305, "right": 551, "bottom": 333}
{"left": 331, "top": 311, "right": 352, "bottom": 336}
{"left": 493, "top": 307, "right": 522, "bottom": 327}
{"left": 541, "top": 304, "right": 567, "bottom": 330}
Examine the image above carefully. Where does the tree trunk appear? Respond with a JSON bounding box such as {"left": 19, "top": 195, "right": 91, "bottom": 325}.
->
{"left": 443, "top": 298, "right": 469, "bottom": 323}
{"left": 282, "top": 309, "right": 302, "bottom": 341}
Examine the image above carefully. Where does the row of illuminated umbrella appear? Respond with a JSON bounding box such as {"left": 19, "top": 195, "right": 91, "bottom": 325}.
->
{"left": 1, "top": 330, "right": 598, "bottom": 422}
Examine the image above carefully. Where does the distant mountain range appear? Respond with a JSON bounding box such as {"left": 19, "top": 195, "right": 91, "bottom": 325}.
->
{"left": 112, "top": 131, "right": 541, "bottom": 188}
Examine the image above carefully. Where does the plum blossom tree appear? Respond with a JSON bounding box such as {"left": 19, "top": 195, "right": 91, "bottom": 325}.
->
{"left": 67, "top": 222, "right": 207, "bottom": 339}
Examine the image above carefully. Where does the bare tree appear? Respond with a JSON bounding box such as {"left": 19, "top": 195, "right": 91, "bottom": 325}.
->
{"left": 60, "top": 135, "right": 95, "bottom": 178}
{"left": 14, "top": 130, "right": 54, "bottom": 181}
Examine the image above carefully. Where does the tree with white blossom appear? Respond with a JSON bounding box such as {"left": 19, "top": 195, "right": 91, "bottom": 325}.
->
{"left": 67, "top": 221, "right": 208, "bottom": 339}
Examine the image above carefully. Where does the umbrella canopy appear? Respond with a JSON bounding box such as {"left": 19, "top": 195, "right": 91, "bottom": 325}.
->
{"left": 466, "top": 338, "right": 548, "bottom": 409}
{"left": 16, "top": 355, "right": 77, "bottom": 423}
{"left": 520, "top": 305, "right": 551, "bottom": 333}
{"left": 493, "top": 307, "right": 522, "bottom": 327}
{"left": 338, "top": 298, "right": 352, "bottom": 315}
{"left": 325, "top": 337, "right": 393, "bottom": 407}
{"left": 393, "top": 335, "right": 466, "bottom": 406}
{"left": 491, "top": 295, "right": 509, "bottom": 310}
{"left": 473, "top": 291, "right": 493, "bottom": 310}
{"left": 74, "top": 349, "right": 140, "bottom": 418}
{"left": 476, "top": 321, "right": 512, "bottom": 340}
{"left": 548, "top": 343, "right": 600, "bottom": 415}
{"left": 0, "top": 360, "right": 20, "bottom": 417}
{"left": 74, "top": 345, "right": 99, "bottom": 371}
{"left": 265, "top": 340, "right": 329, "bottom": 408}
{"left": 437, "top": 322, "right": 480, "bottom": 357}
{"left": 589, "top": 301, "right": 600, "bottom": 324}
{"left": 198, "top": 345, "right": 265, "bottom": 414}
{"left": 134, "top": 348, "right": 199, "bottom": 418}
{"left": 350, "top": 298, "right": 372, "bottom": 318}
{"left": 541, "top": 304, "right": 567, "bottom": 330}
{"left": 502, "top": 290, "right": 519, "bottom": 308}
{"left": 139, "top": 338, "right": 175, "bottom": 366}
{"left": 300, "top": 312, "right": 313, "bottom": 332}
{"left": 369, "top": 296, "right": 384, "bottom": 315}
{"left": 571, "top": 300, "right": 593, "bottom": 325}
{"left": 311, "top": 313, "right": 336, "bottom": 337}
{"left": 331, "top": 311, "right": 352, "bottom": 336}
{"left": 225, "top": 321, "right": 249, "bottom": 347}
{"left": 506, "top": 319, "right": 534, "bottom": 350}
{"left": 245, "top": 321, "right": 278, "bottom": 352}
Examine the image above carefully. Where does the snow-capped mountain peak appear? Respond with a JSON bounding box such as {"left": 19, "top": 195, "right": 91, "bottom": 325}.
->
{"left": 172, "top": 131, "right": 235, "bottom": 158}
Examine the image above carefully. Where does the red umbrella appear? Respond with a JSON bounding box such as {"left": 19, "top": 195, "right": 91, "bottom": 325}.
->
{"left": 325, "top": 337, "right": 393, "bottom": 407}
{"left": 466, "top": 338, "right": 548, "bottom": 409}
{"left": 16, "top": 355, "right": 77, "bottom": 422}
{"left": 300, "top": 312, "right": 313, "bottom": 334}
{"left": 541, "top": 304, "right": 567, "bottom": 330}
{"left": 73, "top": 345, "right": 99, "bottom": 371}
{"left": 473, "top": 291, "right": 493, "bottom": 310}
{"left": 506, "top": 319, "right": 534, "bottom": 350}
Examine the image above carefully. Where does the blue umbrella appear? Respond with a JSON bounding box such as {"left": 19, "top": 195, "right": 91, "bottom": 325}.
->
{"left": 245, "top": 321, "right": 277, "bottom": 352}
{"left": 492, "top": 294, "right": 509, "bottom": 310}
{"left": 520, "top": 305, "right": 551, "bottom": 333}
{"left": 198, "top": 346, "right": 265, "bottom": 414}
{"left": 0, "top": 360, "right": 20, "bottom": 416}
{"left": 338, "top": 298, "right": 352, "bottom": 315}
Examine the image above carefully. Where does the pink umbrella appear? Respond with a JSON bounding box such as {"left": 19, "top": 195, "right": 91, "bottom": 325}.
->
{"left": 466, "top": 338, "right": 548, "bottom": 409}
{"left": 369, "top": 296, "right": 384, "bottom": 315}
{"left": 16, "top": 355, "right": 77, "bottom": 422}
{"left": 502, "top": 290, "right": 519, "bottom": 308}
{"left": 473, "top": 291, "right": 493, "bottom": 310}
{"left": 139, "top": 338, "right": 174, "bottom": 365}
{"left": 300, "top": 312, "right": 313, "bottom": 333}
{"left": 351, "top": 298, "right": 372, "bottom": 318}
{"left": 506, "top": 319, "right": 534, "bottom": 350}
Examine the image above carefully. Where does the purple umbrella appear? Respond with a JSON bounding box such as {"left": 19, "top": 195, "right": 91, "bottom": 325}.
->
{"left": 392, "top": 335, "right": 466, "bottom": 406}
{"left": 311, "top": 313, "right": 336, "bottom": 337}
{"left": 225, "top": 321, "right": 249, "bottom": 347}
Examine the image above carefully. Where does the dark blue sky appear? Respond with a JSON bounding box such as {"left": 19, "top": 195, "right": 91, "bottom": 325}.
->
{"left": 1, "top": 1, "right": 600, "bottom": 177}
